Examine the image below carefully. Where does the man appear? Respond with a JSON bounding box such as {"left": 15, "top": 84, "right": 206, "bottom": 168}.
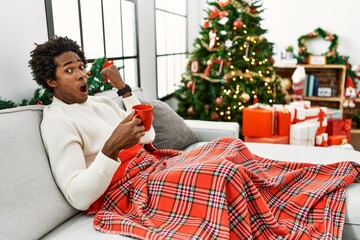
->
{"left": 29, "top": 36, "right": 359, "bottom": 240}
{"left": 29, "top": 36, "right": 155, "bottom": 210}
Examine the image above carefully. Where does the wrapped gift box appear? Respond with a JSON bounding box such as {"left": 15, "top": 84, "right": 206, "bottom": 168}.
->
{"left": 326, "top": 108, "right": 343, "bottom": 120}
{"left": 289, "top": 122, "right": 317, "bottom": 146}
{"left": 327, "top": 118, "right": 352, "bottom": 143}
{"left": 315, "top": 133, "right": 328, "bottom": 147}
{"left": 242, "top": 104, "right": 275, "bottom": 138}
{"left": 328, "top": 135, "right": 348, "bottom": 146}
{"left": 273, "top": 104, "right": 305, "bottom": 123}
{"left": 304, "top": 107, "right": 327, "bottom": 134}
{"left": 276, "top": 109, "right": 291, "bottom": 136}
{"left": 244, "top": 135, "right": 289, "bottom": 144}
{"left": 290, "top": 100, "right": 311, "bottom": 109}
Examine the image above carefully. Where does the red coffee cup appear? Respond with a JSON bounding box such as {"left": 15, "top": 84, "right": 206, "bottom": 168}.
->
{"left": 132, "top": 104, "right": 153, "bottom": 131}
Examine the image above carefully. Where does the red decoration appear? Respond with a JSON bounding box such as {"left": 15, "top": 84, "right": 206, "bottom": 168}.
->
{"left": 187, "top": 81, "right": 194, "bottom": 90}
{"left": 219, "top": 11, "right": 229, "bottom": 19}
{"left": 219, "top": 0, "right": 231, "bottom": 8}
{"left": 87, "top": 71, "right": 92, "bottom": 76}
{"left": 202, "top": 20, "right": 210, "bottom": 29}
{"left": 211, "top": 112, "right": 219, "bottom": 120}
{"left": 209, "top": 6, "right": 220, "bottom": 19}
{"left": 209, "top": 30, "right": 217, "bottom": 50}
{"left": 233, "top": 19, "right": 243, "bottom": 29}
{"left": 215, "top": 97, "right": 223, "bottom": 106}
{"left": 36, "top": 101, "right": 43, "bottom": 105}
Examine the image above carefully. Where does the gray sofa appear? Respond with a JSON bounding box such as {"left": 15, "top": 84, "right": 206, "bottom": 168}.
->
{"left": 1, "top": 88, "right": 360, "bottom": 239}
{"left": 0, "top": 88, "right": 239, "bottom": 240}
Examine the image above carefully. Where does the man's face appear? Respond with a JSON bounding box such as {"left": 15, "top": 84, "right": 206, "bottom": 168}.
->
{"left": 47, "top": 51, "right": 88, "bottom": 104}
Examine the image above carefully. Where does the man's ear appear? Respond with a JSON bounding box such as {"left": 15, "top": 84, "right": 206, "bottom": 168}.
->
{"left": 46, "top": 79, "right": 57, "bottom": 88}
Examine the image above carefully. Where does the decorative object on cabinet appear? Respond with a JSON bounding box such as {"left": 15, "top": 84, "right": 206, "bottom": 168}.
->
{"left": 276, "top": 64, "right": 347, "bottom": 111}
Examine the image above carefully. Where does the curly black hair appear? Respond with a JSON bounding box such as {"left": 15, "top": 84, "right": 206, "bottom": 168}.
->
{"left": 28, "top": 36, "right": 87, "bottom": 93}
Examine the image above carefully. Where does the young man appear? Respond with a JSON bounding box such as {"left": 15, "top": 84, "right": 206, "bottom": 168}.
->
{"left": 29, "top": 36, "right": 359, "bottom": 240}
{"left": 29, "top": 36, "right": 155, "bottom": 210}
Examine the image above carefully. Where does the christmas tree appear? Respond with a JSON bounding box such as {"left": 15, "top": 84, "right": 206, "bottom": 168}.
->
{"left": 87, "top": 57, "right": 116, "bottom": 96}
{"left": 175, "top": 0, "right": 284, "bottom": 123}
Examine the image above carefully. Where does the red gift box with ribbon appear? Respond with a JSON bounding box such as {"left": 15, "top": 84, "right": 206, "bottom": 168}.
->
{"left": 242, "top": 104, "right": 275, "bottom": 138}
{"left": 276, "top": 109, "right": 291, "bottom": 136}
{"left": 326, "top": 118, "right": 352, "bottom": 143}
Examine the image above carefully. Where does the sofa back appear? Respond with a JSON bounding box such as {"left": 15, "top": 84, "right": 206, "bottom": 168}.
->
{"left": 0, "top": 105, "right": 78, "bottom": 240}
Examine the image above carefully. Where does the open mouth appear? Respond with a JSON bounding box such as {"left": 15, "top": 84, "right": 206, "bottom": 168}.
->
{"left": 80, "top": 83, "right": 88, "bottom": 93}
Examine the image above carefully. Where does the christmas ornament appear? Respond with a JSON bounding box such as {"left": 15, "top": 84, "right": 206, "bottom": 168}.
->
{"left": 202, "top": 20, "right": 211, "bottom": 29}
{"left": 218, "top": 17, "right": 229, "bottom": 25}
{"left": 209, "top": 6, "right": 220, "bottom": 19}
{"left": 191, "top": 61, "right": 199, "bottom": 73}
{"left": 187, "top": 81, "right": 193, "bottom": 90}
{"left": 218, "top": 11, "right": 229, "bottom": 19}
{"left": 211, "top": 112, "right": 220, "bottom": 120}
{"left": 241, "top": 92, "right": 250, "bottom": 103}
{"left": 225, "top": 39, "right": 233, "bottom": 48}
{"left": 215, "top": 97, "right": 223, "bottom": 106}
{"left": 209, "top": 30, "right": 217, "bottom": 50}
{"left": 233, "top": 19, "right": 243, "bottom": 29}
{"left": 219, "top": 0, "right": 231, "bottom": 8}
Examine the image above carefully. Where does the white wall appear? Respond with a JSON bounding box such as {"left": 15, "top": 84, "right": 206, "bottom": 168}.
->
{"left": 262, "top": 0, "right": 360, "bottom": 64}
{"left": 1, "top": 0, "right": 360, "bottom": 103}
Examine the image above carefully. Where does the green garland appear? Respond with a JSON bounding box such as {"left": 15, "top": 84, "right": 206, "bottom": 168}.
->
{"left": 0, "top": 57, "right": 118, "bottom": 110}
{"left": 297, "top": 27, "right": 357, "bottom": 89}
{"left": 297, "top": 27, "right": 339, "bottom": 64}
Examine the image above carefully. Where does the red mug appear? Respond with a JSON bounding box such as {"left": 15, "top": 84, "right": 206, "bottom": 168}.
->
{"left": 132, "top": 104, "right": 153, "bottom": 131}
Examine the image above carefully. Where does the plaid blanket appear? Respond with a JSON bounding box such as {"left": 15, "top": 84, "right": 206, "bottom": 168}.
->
{"left": 93, "top": 137, "right": 359, "bottom": 239}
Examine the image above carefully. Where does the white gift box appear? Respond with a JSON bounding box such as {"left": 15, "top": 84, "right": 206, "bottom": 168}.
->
{"left": 326, "top": 108, "right": 343, "bottom": 120}
{"left": 290, "top": 100, "right": 311, "bottom": 109}
{"left": 304, "top": 107, "right": 328, "bottom": 128}
{"left": 289, "top": 122, "right": 317, "bottom": 146}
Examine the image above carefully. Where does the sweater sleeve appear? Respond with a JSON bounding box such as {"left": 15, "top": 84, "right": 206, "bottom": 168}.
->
{"left": 41, "top": 115, "right": 120, "bottom": 211}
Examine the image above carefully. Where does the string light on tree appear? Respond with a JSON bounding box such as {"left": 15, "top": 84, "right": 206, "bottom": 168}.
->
{"left": 174, "top": 0, "right": 285, "bottom": 123}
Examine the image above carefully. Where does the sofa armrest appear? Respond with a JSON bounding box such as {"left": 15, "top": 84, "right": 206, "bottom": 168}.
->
{"left": 184, "top": 120, "right": 240, "bottom": 142}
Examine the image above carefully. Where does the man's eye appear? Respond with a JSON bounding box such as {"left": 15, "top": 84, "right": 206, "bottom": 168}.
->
{"left": 79, "top": 66, "right": 85, "bottom": 71}
{"left": 65, "top": 68, "right": 72, "bottom": 73}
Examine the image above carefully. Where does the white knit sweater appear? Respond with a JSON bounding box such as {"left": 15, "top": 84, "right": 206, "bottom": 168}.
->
{"left": 41, "top": 95, "right": 155, "bottom": 210}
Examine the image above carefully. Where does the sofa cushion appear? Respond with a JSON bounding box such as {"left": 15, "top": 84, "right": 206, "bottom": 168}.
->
{"left": 140, "top": 99, "right": 198, "bottom": 150}
{"left": 0, "top": 106, "right": 78, "bottom": 240}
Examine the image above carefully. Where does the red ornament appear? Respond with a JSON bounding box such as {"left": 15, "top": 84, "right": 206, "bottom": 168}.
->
{"left": 187, "top": 81, "right": 194, "bottom": 89}
{"left": 211, "top": 112, "right": 219, "bottom": 120}
{"left": 209, "top": 6, "right": 220, "bottom": 19}
{"left": 215, "top": 97, "right": 223, "bottom": 106}
{"left": 219, "top": 0, "right": 231, "bottom": 8}
{"left": 87, "top": 71, "right": 92, "bottom": 76}
{"left": 36, "top": 100, "right": 43, "bottom": 105}
{"left": 202, "top": 20, "right": 210, "bottom": 29}
{"left": 233, "top": 19, "right": 243, "bottom": 29}
{"left": 219, "top": 11, "right": 229, "bottom": 19}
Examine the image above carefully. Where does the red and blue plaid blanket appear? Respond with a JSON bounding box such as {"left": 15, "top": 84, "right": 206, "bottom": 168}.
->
{"left": 93, "top": 137, "right": 359, "bottom": 239}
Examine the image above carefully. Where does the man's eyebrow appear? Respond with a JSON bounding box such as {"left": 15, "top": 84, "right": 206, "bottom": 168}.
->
{"left": 63, "top": 59, "right": 83, "bottom": 67}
